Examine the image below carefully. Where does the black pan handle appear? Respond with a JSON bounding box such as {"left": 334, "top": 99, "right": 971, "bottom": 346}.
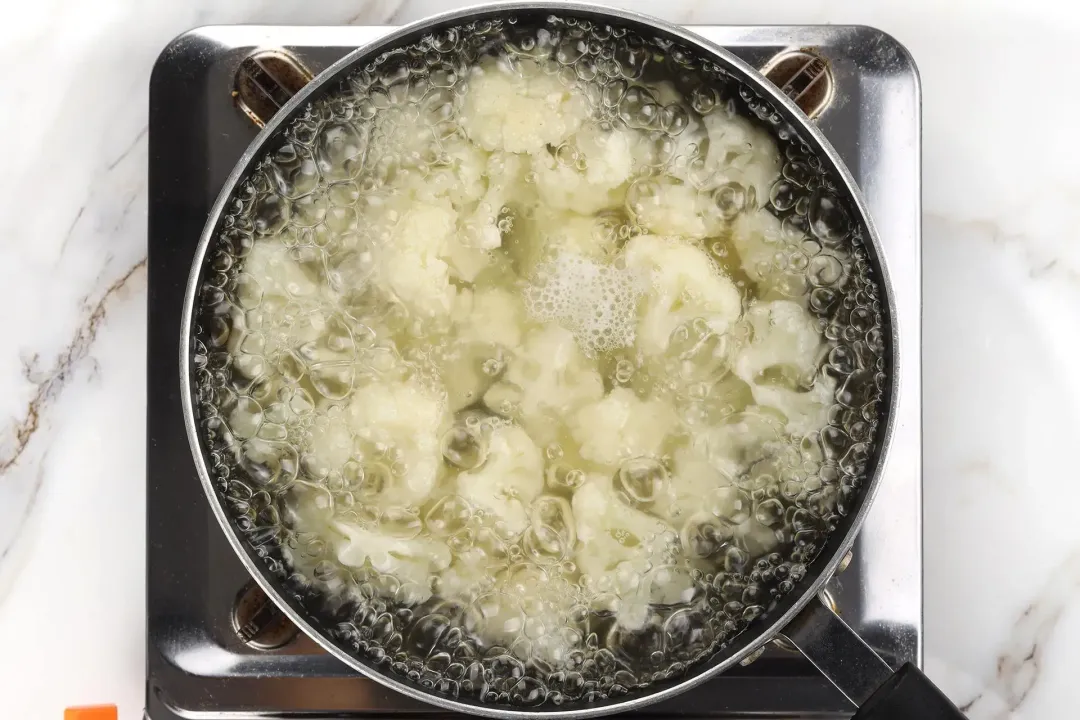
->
{"left": 853, "top": 662, "right": 967, "bottom": 720}
{"left": 778, "top": 595, "right": 967, "bottom": 719}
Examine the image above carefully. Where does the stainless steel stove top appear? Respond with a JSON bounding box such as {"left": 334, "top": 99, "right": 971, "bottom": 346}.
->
{"left": 146, "top": 24, "right": 921, "bottom": 719}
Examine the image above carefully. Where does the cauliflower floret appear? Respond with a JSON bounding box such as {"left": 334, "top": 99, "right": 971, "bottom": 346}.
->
{"left": 648, "top": 80, "right": 685, "bottom": 107}
{"left": 657, "top": 442, "right": 732, "bottom": 521}
{"left": 461, "top": 152, "right": 530, "bottom": 249}
{"left": 332, "top": 519, "right": 452, "bottom": 596}
{"left": 436, "top": 518, "right": 514, "bottom": 595}
{"left": 457, "top": 424, "right": 544, "bottom": 535}
{"left": 389, "top": 151, "right": 532, "bottom": 285}
{"left": 623, "top": 235, "right": 742, "bottom": 356}
{"left": 627, "top": 177, "right": 719, "bottom": 239}
{"left": 747, "top": 375, "right": 835, "bottom": 436}
{"left": 234, "top": 302, "right": 323, "bottom": 359}
{"left": 303, "top": 421, "right": 355, "bottom": 477}
{"left": 368, "top": 103, "right": 439, "bottom": 169}
{"left": 541, "top": 211, "right": 618, "bottom": 259}
{"left": 281, "top": 486, "right": 450, "bottom": 602}
{"left": 700, "top": 110, "right": 781, "bottom": 204}
{"left": 654, "top": 413, "right": 777, "bottom": 523}
{"left": 443, "top": 152, "right": 533, "bottom": 282}
{"left": 622, "top": 81, "right": 709, "bottom": 179}
{"left": 506, "top": 205, "right": 619, "bottom": 277}
{"left": 450, "top": 564, "right": 581, "bottom": 665}
{"left": 734, "top": 300, "right": 835, "bottom": 435}
{"left": 533, "top": 126, "right": 635, "bottom": 215}
{"left": 375, "top": 198, "right": 458, "bottom": 317}
{"left": 443, "top": 242, "right": 493, "bottom": 285}
{"left": 572, "top": 475, "right": 693, "bottom": 630}
{"left": 628, "top": 111, "right": 779, "bottom": 237}
{"left": 461, "top": 56, "right": 589, "bottom": 154}
{"left": 665, "top": 434, "right": 787, "bottom": 560}
{"left": 731, "top": 208, "right": 784, "bottom": 282}
{"left": 738, "top": 301, "right": 822, "bottom": 375}
{"left": 322, "top": 378, "right": 448, "bottom": 506}
{"left": 439, "top": 550, "right": 496, "bottom": 602}
{"left": 233, "top": 243, "right": 345, "bottom": 384}
{"left": 483, "top": 325, "right": 604, "bottom": 441}
{"left": 648, "top": 418, "right": 760, "bottom": 520}
{"left": 424, "top": 135, "right": 490, "bottom": 210}
{"left": 570, "top": 388, "right": 677, "bottom": 467}
{"left": 453, "top": 287, "right": 527, "bottom": 349}
{"left": 730, "top": 208, "right": 810, "bottom": 297}
{"left": 573, "top": 475, "right": 673, "bottom": 575}
{"left": 377, "top": 151, "right": 530, "bottom": 288}
{"left": 237, "top": 243, "right": 325, "bottom": 347}
{"left": 227, "top": 405, "right": 258, "bottom": 442}
{"left": 440, "top": 288, "right": 528, "bottom": 411}
{"left": 655, "top": 410, "right": 795, "bottom": 561}
{"left": 241, "top": 240, "right": 320, "bottom": 302}
{"left": 704, "top": 408, "right": 786, "bottom": 475}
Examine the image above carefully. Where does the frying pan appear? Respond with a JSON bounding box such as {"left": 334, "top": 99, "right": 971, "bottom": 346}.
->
{"left": 180, "top": 3, "right": 963, "bottom": 718}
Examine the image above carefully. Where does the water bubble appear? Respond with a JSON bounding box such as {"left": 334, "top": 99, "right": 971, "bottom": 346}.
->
{"left": 425, "top": 495, "right": 474, "bottom": 536}
{"left": 616, "top": 458, "right": 668, "bottom": 503}
{"left": 708, "top": 486, "right": 752, "bottom": 525}
{"left": 269, "top": 144, "right": 319, "bottom": 198}
{"left": 680, "top": 512, "right": 734, "bottom": 558}
{"left": 663, "top": 609, "right": 713, "bottom": 661}
{"left": 689, "top": 85, "right": 719, "bottom": 115}
{"left": 753, "top": 498, "right": 785, "bottom": 527}
{"left": 782, "top": 160, "right": 812, "bottom": 187}
{"left": 546, "top": 463, "right": 585, "bottom": 490}
{"left": 712, "top": 182, "right": 747, "bottom": 220}
{"left": 308, "top": 362, "right": 355, "bottom": 400}
{"left": 808, "top": 190, "right": 851, "bottom": 245}
{"left": 441, "top": 427, "right": 487, "bottom": 470}
{"left": 252, "top": 193, "right": 289, "bottom": 235}
{"left": 769, "top": 179, "right": 798, "bottom": 211}
{"left": 660, "top": 104, "right": 689, "bottom": 135}
{"left": 317, "top": 123, "right": 367, "bottom": 181}
{"left": 354, "top": 463, "right": 390, "bottom": 499}
{"left": 382, "top": 507, "right": 423, "bottom": 538}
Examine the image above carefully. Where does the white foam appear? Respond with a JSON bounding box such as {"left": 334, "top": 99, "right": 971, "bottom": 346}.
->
{"left": 524, "top": 252, "right": 645, "bottom": 356}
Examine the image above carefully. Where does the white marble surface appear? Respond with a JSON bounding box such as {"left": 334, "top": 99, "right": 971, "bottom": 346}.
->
{"left": 1, "top": 0, "right": 1078, "bottom": 718}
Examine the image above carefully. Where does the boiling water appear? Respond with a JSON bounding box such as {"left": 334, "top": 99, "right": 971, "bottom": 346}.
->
{"left": 191, "top": 14, "right": 886, "bottom": 708}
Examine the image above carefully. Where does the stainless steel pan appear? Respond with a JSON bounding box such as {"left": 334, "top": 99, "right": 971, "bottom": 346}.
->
{"left": 180, "top": 3, "right": 962, "bottom": 718}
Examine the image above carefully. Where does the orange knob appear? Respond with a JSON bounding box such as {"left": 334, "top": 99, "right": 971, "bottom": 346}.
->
{"left": 64, "top": 706, "right": 118, "bottom": 720}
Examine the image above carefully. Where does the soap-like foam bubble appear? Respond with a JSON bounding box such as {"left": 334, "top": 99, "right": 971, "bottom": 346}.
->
{"left": 524, "top": 252, "right": 645, "bottom": 356}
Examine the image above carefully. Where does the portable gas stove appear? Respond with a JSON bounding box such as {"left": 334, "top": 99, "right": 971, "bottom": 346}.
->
{"left": 147, "top": 24, "right": 921, "bottom": 719}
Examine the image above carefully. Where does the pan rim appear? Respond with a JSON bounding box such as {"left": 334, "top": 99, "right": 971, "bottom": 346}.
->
{"left": 178, "top": 3, "right": 902, "bottom": 717}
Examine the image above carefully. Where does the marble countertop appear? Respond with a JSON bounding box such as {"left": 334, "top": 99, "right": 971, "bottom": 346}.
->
{"left": 2, "top": 0, "right": 1078, "bottom": 718}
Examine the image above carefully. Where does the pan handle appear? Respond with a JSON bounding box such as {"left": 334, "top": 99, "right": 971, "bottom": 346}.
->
{"left": 778, "top": 595, "right": 968, "bottom": 719}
